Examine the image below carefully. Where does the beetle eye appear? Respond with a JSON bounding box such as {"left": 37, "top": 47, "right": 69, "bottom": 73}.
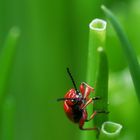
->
{"left": 78, "top": 93, "right": 82, "bottom": 98}
{"left": 71, "top": 99, "right": 77, "bottom": 104}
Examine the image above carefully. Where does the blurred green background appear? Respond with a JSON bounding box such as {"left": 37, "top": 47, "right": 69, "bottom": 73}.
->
{"left": 0, "top": 0, "right": 139, "bottom": 140}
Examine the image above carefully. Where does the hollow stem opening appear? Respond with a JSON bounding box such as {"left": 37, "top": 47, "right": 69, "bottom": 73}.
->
{"left": 89, "top": 18, "right": 107, "bottom": 31}
{"left": 100, "top": 121, "right": 123, "bottom": 140}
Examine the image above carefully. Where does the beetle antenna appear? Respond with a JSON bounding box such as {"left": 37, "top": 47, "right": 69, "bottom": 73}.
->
{"left": 67, "top": 68, "right": 79, "bottom": 93}
{"left": 57, "top": 97, "right": 84, "bottom": 102}
{"left": 57, "top": 98, "right": 74, "bottom": 101}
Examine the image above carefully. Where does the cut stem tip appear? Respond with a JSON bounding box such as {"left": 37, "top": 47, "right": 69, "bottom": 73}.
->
{"left": 89, "top": 18, "right": 107, "bottom": 31}
{"left": 100, "top": 121, "right": 123, "bottom": 139}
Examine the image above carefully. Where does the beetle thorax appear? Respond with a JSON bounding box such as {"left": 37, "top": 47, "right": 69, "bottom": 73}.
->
{"left": 64, "top": 89, "right": 83, "bottom": 106}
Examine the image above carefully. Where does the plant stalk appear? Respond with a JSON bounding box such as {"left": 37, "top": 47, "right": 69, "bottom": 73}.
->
{"left": 0, "top": 27, "right": 20, "bottom": 102}
{"left": 94, "top": 47, "right": 109, "bottom": 138}
{"left": 2, "top": 96, "right": 16, "bottom": 140}
{"left": 81, "top": 19, "right": 107, "bottom": 140}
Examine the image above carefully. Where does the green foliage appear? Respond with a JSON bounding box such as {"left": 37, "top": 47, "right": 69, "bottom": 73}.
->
{"left": 0, "top": 27, "right": 20, "bottom": 102}
{"left": 0, "top": 27, "right": 20, "bottom": 140}
{"left": 0, "top": 0, "right": 139, "bottom": 140}
{"left": 102, "top": 5, "right": 140, "bottom": 102}
{"left": 2, "top": 96, "right": 15, "bottom": 140}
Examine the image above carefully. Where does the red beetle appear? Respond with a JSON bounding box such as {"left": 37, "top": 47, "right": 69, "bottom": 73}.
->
{"left": 57, "top": 68, "right": 107, "bottom": 130}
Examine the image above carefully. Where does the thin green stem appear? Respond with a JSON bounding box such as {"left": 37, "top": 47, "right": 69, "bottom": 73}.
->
{"left": 2, "top": 96, "right": 16, "bottom": 140}
{"left": 88, "top": 20, "right": 108, "bottom": 132}
{"left": 0, "top": 27, "right": 20, "bottom": 140}
{"left": 101, "top": 5, "right": 140, "bottom": 102}
{"left": 0, "top": 27, "right": 20, "bottom": 102}
{"left": 94, "top": 47, "right": 109, "bottom": 136}
{"left": 87, "top": 19, "right": 107, "bottom": 85}
{"left": 81, "top": 19, "right": 107, "bottom": 140}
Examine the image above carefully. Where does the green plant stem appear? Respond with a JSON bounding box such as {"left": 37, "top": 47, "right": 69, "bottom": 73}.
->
{"left": 81, "top": 19, "right": 107, "bottom": 140}
{"left": 94, "top": 47, "right": 109, "bottom": 137}
{"left": 99, "top": 121, "right": 123, "bottom": 140}
{"left": 88, "top": 20, "right": 107, "bottom": 132}
{"left": 0, "top": 27, "right": 20, "bottom": 102}
{"left": 87, "top": 19, "right": 107, "bottom": 85}
{"left": 101, "top": 5, "right": 140, "bottom": 102}
{"left": 2, "top": 96, "right": 15, "bottom": 140}
{"left": 0, "top": 27, "right": 19, "bottom": 139}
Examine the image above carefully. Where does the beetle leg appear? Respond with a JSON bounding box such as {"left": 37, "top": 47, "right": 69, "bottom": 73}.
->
{"left": 85, "top": 111, "right": 97, "bottom": 122}
{"left": 79, "top": 83, "right": 85, "bottom": 95}
{"left": 92, "top": 96, "right": 101, "bottom": 100}
{"left": 81, "top": 98, "right": 93, "bottom": 109}
{"left": 85, "top": 110, "right": 109, "bottom": 122}
{"left": 96, "top": 110, "right": 109, "bottom": 114}
{"left": 79, "top": 110, "right": 98, "bottom": 131}
{"left": 81, "top": 96, "right": 100, "bottom": 108}
{"left": 81, "top": 96, "right": 101, "bottom": 109}
{"left": 80, "top": 82, "right": 94, "bottom": 98}
{"left": 81, "top": 82, "right": 94, "bottom": 91}
{"left": 79, "top": 125, "right": 99, "bottom": 131}
{"left": 79, "top": 115, "right": 99, "bottom": 131}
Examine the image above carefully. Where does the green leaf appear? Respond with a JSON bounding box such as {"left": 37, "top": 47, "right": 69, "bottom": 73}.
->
{"left": 2, "top": 96, "right": 16, "bottom": 140}
{"left": 101, "top": 5, "right": 140, "bottom": 102}
{"left": 0, "top": 27, "right": 20, "bottom": 102}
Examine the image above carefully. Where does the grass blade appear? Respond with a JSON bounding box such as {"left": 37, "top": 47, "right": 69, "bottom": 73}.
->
{"left": 0, "top": 27, "right": 20, "bottom": 102}
{"left": 2, "top": 96, "right": 16, "bottom": 140}
{"left": 101, "top": 5, "right": 140, "bottom": 102}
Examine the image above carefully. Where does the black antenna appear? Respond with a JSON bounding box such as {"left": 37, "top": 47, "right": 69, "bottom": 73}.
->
{"left": 57, "top": 97, "right": 84, "bottom": 102}
{"left": 57, "top": 98, "right": 75, "bottom": 102}
{"left": 67, "top": 68, "right": 79, "bottom": 93}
